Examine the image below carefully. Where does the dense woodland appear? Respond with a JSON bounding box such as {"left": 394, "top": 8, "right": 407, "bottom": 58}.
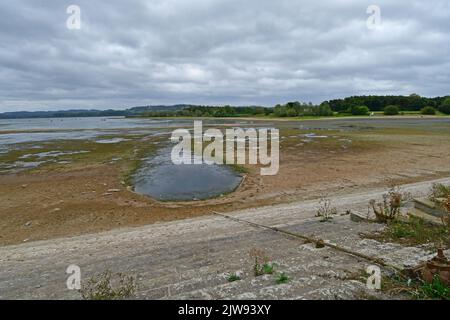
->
{"left": 325, "top": 94, "right": 448, "bottom": 112}
{"left": 142, "top": 94, "right": 450, "bottom": 118}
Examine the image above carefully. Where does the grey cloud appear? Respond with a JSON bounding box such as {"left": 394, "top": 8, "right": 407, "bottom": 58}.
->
{"left": 0, "top": 0, "right": 449, "bottom": 111}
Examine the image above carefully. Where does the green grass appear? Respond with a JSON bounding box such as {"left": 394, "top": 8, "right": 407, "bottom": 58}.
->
{"left": 228, "top": 164, "right": 250, "bottom": 174}
{"left": 419, "top": 276, "right": 450, "bottom": 300}
{"left": 382, "top": 273, "right": 449, "bottom": 300}
{"left": 367, "top": 216, "right": 449, "bottom": 248}
{"left": 0, "top": 135, "right": 159, "bottom": 186}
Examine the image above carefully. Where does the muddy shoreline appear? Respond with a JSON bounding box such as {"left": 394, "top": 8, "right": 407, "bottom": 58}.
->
{"left": 1, "top": 118, "right": 450, "bottom": 246}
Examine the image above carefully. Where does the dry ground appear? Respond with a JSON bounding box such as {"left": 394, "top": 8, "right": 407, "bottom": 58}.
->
{"left": 1, "top": 119, "right": 450, "bottom": 246}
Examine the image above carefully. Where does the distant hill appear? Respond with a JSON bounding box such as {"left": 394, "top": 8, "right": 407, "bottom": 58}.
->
{"left": 0, "top": 105, "right": 189, "bottom": 119}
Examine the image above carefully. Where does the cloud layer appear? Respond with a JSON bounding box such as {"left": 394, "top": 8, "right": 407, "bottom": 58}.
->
{"left": 1, "top": 0, "right": 449, "bottom": 111}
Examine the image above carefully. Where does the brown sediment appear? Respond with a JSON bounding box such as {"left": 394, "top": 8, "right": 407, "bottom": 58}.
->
{"left": 1, "top": 124, "right": 450, "bottom": 246}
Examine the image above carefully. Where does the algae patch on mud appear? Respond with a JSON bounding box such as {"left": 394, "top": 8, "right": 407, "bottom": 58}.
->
{"left": 0, "top": 134, "right": 159, "bottom": 179}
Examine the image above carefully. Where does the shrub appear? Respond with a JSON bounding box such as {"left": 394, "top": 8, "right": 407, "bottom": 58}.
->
{"left": 421, "top": 106, "right": 437, "bottom": 115}
{"left": 351, "top": 105, "right": 370, "bottom": 116}
{"left": 384, "top": 105, "right": 400, "bottom": 115}
{"left": 439, "top": 97, "right": 450, "bottom": 114}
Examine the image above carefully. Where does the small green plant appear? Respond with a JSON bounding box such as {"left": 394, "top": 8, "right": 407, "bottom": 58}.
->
{"left": 276, "top": 272, "right": 289, "bottom": 284}
{"left": 419, "top": 275, "right": 450, "bottom": 300}
{"left": 227, "top": 273, "right": 241, "bottom": 282}
{"left": 80, "top": 270, "right": 136, "bottom": 300}
{"left": 262, "top": 263, "right": 275, "bottom": 275}
{"left": 316, "top": 197, "right": 337, "bottom": 222}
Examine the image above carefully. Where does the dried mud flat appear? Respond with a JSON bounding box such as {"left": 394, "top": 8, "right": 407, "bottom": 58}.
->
{"left": 1, "top": 118, "right": 450, "bottom": 246}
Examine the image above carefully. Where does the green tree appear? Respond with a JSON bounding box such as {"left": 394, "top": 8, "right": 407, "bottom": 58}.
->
{"left": 286, "top": 108, "right": 298, "bottom": 117}
{"left": 351, "top": 105, "right": 370, "bottom": 116}
{"left": 313, "top": 103, "right": 333, "bottom": 116}
{"left": 384, "top": 105, "right": 400, "bottom": 115}
{"left": 421, "top": 106, "right": 436, "bottom": 115}
{"left": 439, "top": 97, "right": 450, "bottom": 115}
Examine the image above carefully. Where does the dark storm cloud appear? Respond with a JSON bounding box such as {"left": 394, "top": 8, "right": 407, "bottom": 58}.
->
{"left": 0, "top": 0, "right": 449, "bottom": 111}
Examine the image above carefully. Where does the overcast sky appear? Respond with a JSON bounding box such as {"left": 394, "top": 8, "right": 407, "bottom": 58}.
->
{"left": 0, "top": 0, "right": 449, "bottom": 112}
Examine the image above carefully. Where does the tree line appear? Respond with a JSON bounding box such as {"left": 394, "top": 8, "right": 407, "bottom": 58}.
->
{"left": 325, "top": 94, "right": 448, "bottom": 112}
{"left": 142, "top": 94, "right": 450, "bottom": 118}
{"left": 3, "top": 94, "right": 449, "bottom": 119}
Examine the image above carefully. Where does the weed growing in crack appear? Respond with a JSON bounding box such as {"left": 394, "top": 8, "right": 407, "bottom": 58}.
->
{"left": 369, "top": 185, "right": 411, "bottom": 223}
{"left": 262, "top": 263, "right": 276, "bottom": 275}
{"left": 227, "top": 273, "right": 241, "bottom": 282}
{"left": 249, "top": 248, "right": 269, "bottom": 277}
{"left": 316, "top": 197, "right": 337, "bottom": 222}
{"left": 276, "top": 272, "right": 290, "bottom": 284}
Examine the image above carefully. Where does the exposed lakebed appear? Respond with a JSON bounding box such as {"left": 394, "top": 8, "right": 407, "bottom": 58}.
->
{"left": 3, "top": 116, "right": 450, "bottom": 201}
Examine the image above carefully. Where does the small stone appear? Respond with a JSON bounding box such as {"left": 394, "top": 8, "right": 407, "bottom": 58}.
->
{"left": 107, "top": 189, "right": 120, "bottom": 193}
{"left": 52, "top": 208, "right": 61, "bottom": 212}
{"left": 21, "top": 184, "right": 28, "bottom": 188}
{"left": 102, "top": 193, "right": 113, "bottom": 196}
{"left": 24, "top": 221, "right": 32, "bottom": 227}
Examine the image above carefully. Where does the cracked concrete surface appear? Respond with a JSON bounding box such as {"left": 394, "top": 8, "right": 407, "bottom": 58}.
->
{"left": 1, "top": 177, "right": 449, "bottom": 300}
